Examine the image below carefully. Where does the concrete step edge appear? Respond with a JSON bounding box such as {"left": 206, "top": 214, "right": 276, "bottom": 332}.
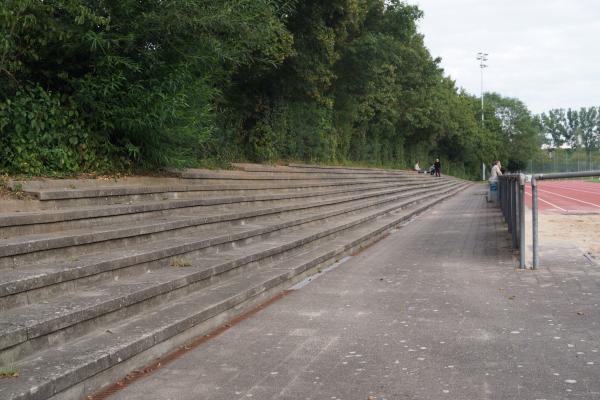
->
{"left": 176, "top": 169, "right": 407, "bottom": 180}
{"left": 288, "top": 163, "right": 409, "bottom": 173}
{"left": 231, "top": 163, "right": 405, "bottom": 175}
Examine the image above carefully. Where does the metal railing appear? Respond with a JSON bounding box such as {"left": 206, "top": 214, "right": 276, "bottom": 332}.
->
{"left": 498, "top": 170, "right": 600, "bottom": 269}
{"left": 498, "top": 174, "right": 526, "bottom": 269}
{"left": 530, "top": 171, "right": 600, "bottom": 269}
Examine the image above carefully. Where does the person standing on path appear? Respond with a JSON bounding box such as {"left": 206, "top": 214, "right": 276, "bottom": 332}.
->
{"left": 434, "top": 158, "right": 441, "bottom": 177}
{"left": 487, "top": 160, "right": 502, "bottom": 202}
{"left": 490, "top": 160, "right": 502, "bottom": 179}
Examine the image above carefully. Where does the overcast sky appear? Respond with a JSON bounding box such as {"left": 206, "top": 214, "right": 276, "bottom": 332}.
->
{"left": 408, "top": 0, "right": 600, "bottom": 114}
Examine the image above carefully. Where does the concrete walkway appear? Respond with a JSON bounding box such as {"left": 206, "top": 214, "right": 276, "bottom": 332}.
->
{"left": 107, "top": 185, "right": 600, "bottom": 400}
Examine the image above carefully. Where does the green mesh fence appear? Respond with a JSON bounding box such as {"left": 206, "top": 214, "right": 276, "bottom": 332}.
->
{"left": 526, "top": 150, "right": 600, "bottom": 174}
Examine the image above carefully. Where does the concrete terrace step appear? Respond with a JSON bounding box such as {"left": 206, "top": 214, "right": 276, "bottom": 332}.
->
{"left": 0, "top": 182, "right": 469, "bottom": 400}
{"left": 0, "top": 182, "right": 456, "bottom": 266}
{"left": 0, "top": 165, "right": 468, "bottom": 400}
{"left": 0, "top": 182, "right": 467, "bottom": 362}
{"left": 177, "top": 167, "right": 405, "bottom": 180}
{"left": 27, "top": 177, "right": 407, "bottom": 201}
{"left": 11, "top": 177, "right": 437, "bottom": 212}
{"left": 232, "top": 163, "right": 405, "bottom": 176}
{"left": 0, "top": 179, "right": 440, "bottom": 233}
{"left": 0, "top": 181, "right": 462, "bottom": 309}
{"left": 287, "top": 163, "right": 400, "bottom": 173}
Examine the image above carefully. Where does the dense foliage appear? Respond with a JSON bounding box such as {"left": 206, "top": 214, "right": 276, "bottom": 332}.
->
{"left": 1, "top": 0, "right": 543, "bottom": 177}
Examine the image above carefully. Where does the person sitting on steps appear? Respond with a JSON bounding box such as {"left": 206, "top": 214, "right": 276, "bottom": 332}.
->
{"left": 414, "top": 160, "right": 424, "bottom": 173}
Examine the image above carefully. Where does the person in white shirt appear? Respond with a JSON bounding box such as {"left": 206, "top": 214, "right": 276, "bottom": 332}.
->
{"left": 490, "top": 160, "right": 502, "bottom": 180}
{"left": 414, "top": 161, "right": 422, "bottom": 173}
{"left": 487, "top": 160, "right": 502, "bottom": 202}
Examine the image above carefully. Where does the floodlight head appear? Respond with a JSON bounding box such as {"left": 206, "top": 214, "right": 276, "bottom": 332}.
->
{"left": 477, "top": 51, "right": 489, "bottom": 68}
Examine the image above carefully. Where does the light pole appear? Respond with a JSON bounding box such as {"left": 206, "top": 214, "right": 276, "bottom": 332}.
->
{"left": 476, "top": 52, "right": 488, "bottom": 127}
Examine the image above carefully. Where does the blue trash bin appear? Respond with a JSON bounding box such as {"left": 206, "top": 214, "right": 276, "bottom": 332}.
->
{"left": 488, "top": 180, "right": 498, "bottom": 202}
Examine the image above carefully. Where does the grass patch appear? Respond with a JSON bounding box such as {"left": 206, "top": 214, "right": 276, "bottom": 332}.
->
{"left": 8, "top": 182, "right": 26, "bottom": 199}
{"left": 0, "top": 177, "right": 30, "bottom": 200}
{"left": 0, "top": 366, "right": 19, "bottom": 378}
{"left": 170, "top": 258, "right": 192, "bottom": 268}
{"left": 583, "top": 176, "right": 600, "bottom": 183}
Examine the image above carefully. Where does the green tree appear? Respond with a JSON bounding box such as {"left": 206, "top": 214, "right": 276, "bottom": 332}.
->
{"left": 539, "top": 107, "right": 599, "bottom": 150}
{"left": 540, "top": 109, "right": 568, "bottom": 149}
{"left": 0, "top": 0, "right": 293, "bottom": 173}
{"left": 484, "top": 93, "right": 541, "bottom": 171}
{"left": 1, "top": 0, "right": 541, "bottom": 178}
{"left": 576, "top": 107, "right": 598, "bottom": 150}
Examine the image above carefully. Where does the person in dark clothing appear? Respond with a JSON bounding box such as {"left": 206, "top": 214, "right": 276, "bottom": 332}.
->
{"left": 434, "top": 158, "right": 441, "bottom": 177}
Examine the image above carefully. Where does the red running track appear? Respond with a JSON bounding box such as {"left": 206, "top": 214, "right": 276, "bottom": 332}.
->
{"left": 524, "top": 179, "right": 600, "bottom": 214}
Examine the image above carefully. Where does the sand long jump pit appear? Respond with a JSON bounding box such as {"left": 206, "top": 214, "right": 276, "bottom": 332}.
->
{"left": 524, "top": 179, "right": 600, "bottom": 261}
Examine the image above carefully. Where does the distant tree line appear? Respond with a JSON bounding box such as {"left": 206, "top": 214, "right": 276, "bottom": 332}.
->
{"left": 1, "top": 0, "right": 542, "bottom": 177}
{"left": 538, "top": 107, "right": 600, "bottom": 150}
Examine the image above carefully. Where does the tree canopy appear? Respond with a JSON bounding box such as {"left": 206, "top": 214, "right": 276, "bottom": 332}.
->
{"left": 1, "top": 0, "right": 545, "bottom": 177}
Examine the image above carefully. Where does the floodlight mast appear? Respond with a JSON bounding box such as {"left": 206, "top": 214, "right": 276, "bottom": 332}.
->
{"left": 476, "top": 52, "right": 488, "bottom": 127}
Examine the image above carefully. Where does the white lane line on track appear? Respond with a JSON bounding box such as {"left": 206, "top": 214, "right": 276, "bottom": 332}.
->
{"left": 537, "top": 188, "right": 600, "bottom": 209}
{"left": 542, "top": 184, "right": 600, "bottom": 196}
{"left": 525, "top": 191, "right": 568, "bottom": 212}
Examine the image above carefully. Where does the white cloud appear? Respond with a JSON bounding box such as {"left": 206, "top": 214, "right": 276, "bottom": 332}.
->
{"left": 409, "top": 0, "right": 600, "bottom": 113}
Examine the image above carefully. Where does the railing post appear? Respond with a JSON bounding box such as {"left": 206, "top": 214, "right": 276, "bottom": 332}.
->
{"left": 531, "top": 176, "right": 539, "bottom": 269}
{"left": 515, "top": 177, "right": 520, "bottom": 244}
{"left": 519, "top": 173, "right": 526, "bottom": 269}
{"left": 503, "top": 178, "right": 508, "bottom": 222}
{"left": 501, "top": 178, "right": 504, "bottom": 218}
{"left": 511, "top": 178, "right": 517, "bottom": 249}
{"left": 500, "top": 178, "right": 504, "bottom": 216}
{"left": 502, "top": 178, "right": 507, "bottom": 221}
{"left": 507, "top": 178, "right": 512, "bottom": 231}
{"left": 499, "top": 178, "right": 504, "bottom": 218}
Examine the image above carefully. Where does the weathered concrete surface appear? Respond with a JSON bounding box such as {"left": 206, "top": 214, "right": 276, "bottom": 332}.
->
{"left": 0, "top": 180, "right": 440, "bottom": 232}
{"left": 109, "top": 185, "right": 600, "bottom": 400}
{"left": 0, "top": 182, "right": 454, "bottom": 262}
{"left": 0, "top": 183, "right": 464, "bottom": 366}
